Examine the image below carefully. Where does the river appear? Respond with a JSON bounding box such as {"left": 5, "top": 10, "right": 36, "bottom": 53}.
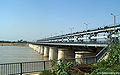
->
{"left": 0, "top": 46, "right": 48, "bottom": 64}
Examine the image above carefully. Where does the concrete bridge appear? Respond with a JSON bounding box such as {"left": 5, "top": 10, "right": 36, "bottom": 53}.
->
{"left": 29, "top": 24, "right": 120, "bottom": 64}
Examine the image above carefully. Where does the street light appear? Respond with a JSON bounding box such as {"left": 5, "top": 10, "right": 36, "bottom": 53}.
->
{"left": 60, "top": 31, "right": 63, "bottom": 35}
{"left": 111, "top": 13, "right": 119, "bottom": 32}
{"left": 54, "top": 33, "right": 57, "bottom": 36}
{"left": 69, "top": 27, "right": 74, "bottom": 34}
{"left": 84, "top": 23, "right": 88, "bottom": 42}
{"left": 69, "top": 27, "right": 74, "bottom": 42}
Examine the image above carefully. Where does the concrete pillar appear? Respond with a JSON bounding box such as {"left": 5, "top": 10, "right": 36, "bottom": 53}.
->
{"left": 34, "top": 45, "right": 37, "bottom": 51}
{"left": 58, "top": 48, "right": 75, "bottom": 60}
{"left": 75, "top": 52, "right": 84, "bottom": 64}
{"left": 36, "top": 45, "right": 39, "bottom": 52}
{"left": 75, "top": 51, "right": 96, "bottom": 64}
{"left": 29, "top": 44, "right": 34, "bottom": 49}
{"left": 38, "top": 46, "right": 41, "bottom": 53}
{"left": 40, "top": 46, "right": 44, "bottom": 55}
{"left": 49, "top": 47, "right": 58, "bottom": 60}
{"left": 44, "top": 46, "right": 49, "bottom": 57}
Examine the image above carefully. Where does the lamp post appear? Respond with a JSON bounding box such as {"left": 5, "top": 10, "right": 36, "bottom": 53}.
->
{"left": 51, "top": 33, "right": 52, "bottom": 37}
{"left": 84, "top": 23, "right": 88, "bottom": 42}
{"left": 61, "top": 31, "right": 63, "bottom": 35}
{"left": 69, "top": 27, "right": 74, "bottom": 42}
{"left": 60, "top": 31, "right": 64, "bottom": 42}
{"left": 69, "top": 27, "right": 74, "bottom": 34}
{"left": 54, "top": 33, "right": 57, "bottom": 36}
{"left": 111, "top": 13, "right": 119, "bottom": 32}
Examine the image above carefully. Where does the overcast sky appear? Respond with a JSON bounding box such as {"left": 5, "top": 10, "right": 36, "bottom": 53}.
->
{"left": 0, "top": 0, "right": 120, "bottom": 41}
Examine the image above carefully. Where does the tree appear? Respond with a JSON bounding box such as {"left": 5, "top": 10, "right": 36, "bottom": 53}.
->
{"left": 107, "top": 33, "right": 120, "bottom": 66}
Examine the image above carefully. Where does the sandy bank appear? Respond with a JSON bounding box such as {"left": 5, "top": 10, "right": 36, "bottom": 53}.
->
{"left": 0, "top": 43, "right": 28, "bottom": 46}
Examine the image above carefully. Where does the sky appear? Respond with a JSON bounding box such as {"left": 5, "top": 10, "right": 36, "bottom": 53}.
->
{"left": 0, "top": 0, "right": 120, "bottom": 41}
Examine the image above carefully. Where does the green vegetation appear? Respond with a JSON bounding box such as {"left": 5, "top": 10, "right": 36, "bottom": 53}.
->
{"left": 40, "top": 70, "right": 51, "bottom": 75}
{"left": 0, "top": 39, "right": 28, "bottom": 43}
{"left": 92, "top": 36, "right": 120, "bottom": 74}
{"left": 51, "top": 60, "right": 76, "bottom": 75}
{"left": 107, "top": 38, "right": 120, "bottom": 66}
{"left": 40, "top": 60, "right": 76, "bottom": 75}
{"left": 91, "top": 68, "right": 116, "bottom": 75}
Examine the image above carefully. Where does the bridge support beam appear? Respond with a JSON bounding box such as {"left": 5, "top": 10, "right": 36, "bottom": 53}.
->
{"left": 49, "top": 47, "right": 58, "bottom": 60}
{"left": 44, "top": 46, "right": 49, "bottom": 57}
{"left": 58, "top": 48, "right": 75, "bottom": 60}
{"left": 40, "top": 46, "right": 44, "bottom": 55}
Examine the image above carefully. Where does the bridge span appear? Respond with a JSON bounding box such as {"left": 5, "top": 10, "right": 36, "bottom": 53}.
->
{"left": 29, "top": 24, "right": 120, "bottom": 64}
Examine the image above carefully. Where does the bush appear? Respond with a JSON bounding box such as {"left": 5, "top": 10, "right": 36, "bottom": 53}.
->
{"left": 92, "top": 60, "right": 108, "bottom": 67}
{"left": 107, "top": 37, "right": 120, "bottom": 66}
{"left": 51, "top": 60, "right": 76, "bottom": 75}
{"left": 91, "top": 68, "right": 116, "bottom": 75}
{"left": 112, "top": 64, "right": 120, "bottom": 72}
{"left": 40, "top": 70, "right": 51, "bottom": 75}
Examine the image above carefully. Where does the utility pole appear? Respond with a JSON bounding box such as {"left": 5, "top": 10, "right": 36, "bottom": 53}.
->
{"left": 61, "top": 31, "right": 63, "bottom": 35}
{"left": 84, "top": 23, "right": 88, "bottom": 42}
{"left": 69, "top": 27, "right": 74, "bottom": 34}
{"left": 69, "top": 27, "right": 74, "bottom": 42}
{"left": 111, "top": 13, "right": 119, "bottom": 32}
{"left": 51, "top": 33, "right": 52, "bottom": 37}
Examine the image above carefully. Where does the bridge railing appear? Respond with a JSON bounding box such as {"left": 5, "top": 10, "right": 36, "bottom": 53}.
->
{"left": 96, "top": 46, "right": 108, "bottom": 61}
{"left": 0, "top": 60, "right": 51, "bottom": 75}
{"left": 37, "top": 41, "right": 108, "bottom": 44}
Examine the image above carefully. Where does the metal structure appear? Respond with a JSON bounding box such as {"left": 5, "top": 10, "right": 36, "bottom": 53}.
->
{"left": 0, "top": 61, "right": 49, "bottom": 75}
{"left": 37, "top": 25, "right": 120, "bottom": 44}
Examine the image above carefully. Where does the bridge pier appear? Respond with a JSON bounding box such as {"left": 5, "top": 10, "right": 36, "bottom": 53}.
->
{"left": 36, "top": 45, "right": 40, "bottom": 53}
{"left": 37, "top": 46, "right": 41, "bottom": 53}
{"left": 36, "top": 46, "right": 38, "bottom": 52}
{"left": 75, "top": 51, "right": 96, "bottom": 64}
{"left": 75, "top": 51, "right": 90, "bottom": 64}
{"left": 49, "top": 47, "right": 58, "bottom": 60}
{"left": 58, "top": 48, "right": 75, "bottom": 60}
{"left": 75, "top": 53, "right": 83, "bottom": 64}
{"left": 34, "top": 45, "right": 38, "bottom": 51}
{"left": 44, "top": 46, "right": 49, "bottom": 57}
{"left": 32, "top": 45, "right": 35, "bottom": 50}
{"left": 40, "top": 46, "right": 44, "bottom": 55}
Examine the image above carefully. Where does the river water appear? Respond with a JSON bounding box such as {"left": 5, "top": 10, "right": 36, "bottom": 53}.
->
{"left": 0, "top": 46, "right": 48, "bottom": 64}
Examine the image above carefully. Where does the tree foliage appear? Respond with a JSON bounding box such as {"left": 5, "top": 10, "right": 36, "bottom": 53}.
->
{"left": 0, "top": 39, "right": 28, "bottom": 43}
{"left": 107, "top": 36, "right": 120, "bottom": 66}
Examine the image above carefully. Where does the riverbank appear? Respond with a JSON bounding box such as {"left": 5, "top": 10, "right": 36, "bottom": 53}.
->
{"left": 0, "top": 43, "right": 28, "bottom": 46}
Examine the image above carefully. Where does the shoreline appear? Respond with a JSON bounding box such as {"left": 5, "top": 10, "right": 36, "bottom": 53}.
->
{"left": 0, "top": 43, "right": 28, "bottom": 46}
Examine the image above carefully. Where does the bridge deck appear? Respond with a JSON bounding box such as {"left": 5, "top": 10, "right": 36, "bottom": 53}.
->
{"left": 36, "top": 42, "right": 107, "bottom": 47}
